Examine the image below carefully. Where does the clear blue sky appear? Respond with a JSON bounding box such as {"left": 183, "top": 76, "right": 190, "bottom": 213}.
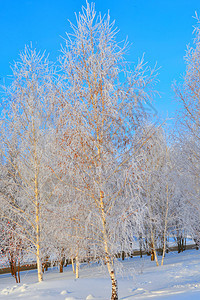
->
{"left": 0, "top": 0, "right": 200, "bottom": 123}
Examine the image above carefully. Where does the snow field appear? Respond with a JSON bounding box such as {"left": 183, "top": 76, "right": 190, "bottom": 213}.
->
{"left": 1, "top": 249, "right": 200, "bottom": 299}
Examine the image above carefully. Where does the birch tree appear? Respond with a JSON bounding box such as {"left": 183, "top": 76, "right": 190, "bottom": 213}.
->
{"left": 171, "top": 138, "right": 200, "bottom": 250}
{"left": 132, "top": 126, "right": 176, "bottom": 266}
{"left": 0, "top": 46, "right": 56, "bottom": 282}
{"left": 55, "top": 2, "right": 157, "bottom": 299}
{"left": 174, "top": 16, "right": 200, "bottom": 244}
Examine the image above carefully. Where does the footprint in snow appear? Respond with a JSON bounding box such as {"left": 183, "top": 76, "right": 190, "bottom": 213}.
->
{"left": 18, "top": 284, "right": 28, "bottom": 292}
{"left": 1, "top": 288, "right": 10, "bottom": 295}
{"left": 86, "top": 295, "right": 95, "bottom": 299}
{"left": 128, "top": 287, "right": 146, "bottom": 294}
{"left": 61, "top": 290, "right": 68, "bottom": 295}
{"left": 1, "top": 285, "right": 23, "bottom": 295}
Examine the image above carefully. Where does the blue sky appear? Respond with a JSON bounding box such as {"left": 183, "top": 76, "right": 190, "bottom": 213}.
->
{"left": 0, "top": 0, "right": 200, "bottom": 124}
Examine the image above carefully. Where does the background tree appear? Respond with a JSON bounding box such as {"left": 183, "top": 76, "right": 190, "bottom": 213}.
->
{"left": 174, "top": 16, "right": 200, "bottom": 247}
{"left": 0, "top": 46, "right": 57, "bottom": 282}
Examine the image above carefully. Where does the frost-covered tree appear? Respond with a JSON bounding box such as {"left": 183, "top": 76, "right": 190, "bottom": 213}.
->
{"left": 130, "top": 125, "right": 177, "bottom": 266}
{"left": 55, "top": 2, "right": 157, "bottom": 299}
{"left": 171, "top": 138, "right": 200, "bottom": 250}
{"left": 174, "top": 16, "right": 200, "bottom": 246}
{"left": 0, "top": 149, "right": 25, "bottom": 282}
{"left": 0, "top": 46, "right": 57, "bottom": 282}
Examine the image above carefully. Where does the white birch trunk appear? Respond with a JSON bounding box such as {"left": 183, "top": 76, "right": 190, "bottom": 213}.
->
{"left": 34, "top": 121, "right": 43, "bottom": 282}
{"left": 150, "top": 230, "right": 159, "bottom": 267}
{"left": 71, "top": 258, "right": 75, "bottom": 274}
{"left": 161, "top": 164, "right": 169, "bottom": 266}
{"left": 99, "top": 191, "right": 118, "bottom": 299}
{"left": 75, "top": 255, "right": 79, "bottom": 279}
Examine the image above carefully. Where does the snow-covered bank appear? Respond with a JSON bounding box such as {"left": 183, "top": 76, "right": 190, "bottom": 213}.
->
{"left": 1, "top": 249, "right": 200, "bottom": 299}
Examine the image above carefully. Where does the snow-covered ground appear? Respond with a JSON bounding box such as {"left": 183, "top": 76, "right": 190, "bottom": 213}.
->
{"left": 1, "top": 249, "right": 200, "bottom": 299}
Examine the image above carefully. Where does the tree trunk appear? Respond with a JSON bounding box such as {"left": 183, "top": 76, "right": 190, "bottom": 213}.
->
{"left": 59, "top": 262, "right": 63, "bottom": 273}
{"left": 64, "top": 259, "right": 68, "bottom": 267}
{"left": 59, "top": 261, "right": 64, "bottom": 273}
{"left": 181, "top": 238, "right": 184, "bottom": 252}
{"left": 99, "top": 190, "right": 118, "bottom": 299}
{"left": 59, "top": 248, "right": 65, "bottom": 273}
{"left": 139, "top": 235, "right": 143, "bottom": 258}
{"left": 9, "top": 253, "right": 18, "bottom": 283}
{"left": 147, "top": 178, "right": 159, "bottom": 266}
{"left": 71, "top": 258, "right": 75, "bottom": 274}
{"left": 177, "top": 236, "right": 181, "bottom": 253}
{"left": 110, "top": 270, "right": 118, "bottom": 300}
{"left": 36, "top": 204, "right": 43, "bottom": 282}
{"left": 42, "top": 256, "right": 49, "bottom": 273}
{"left": 161, "top": 237, "right": 166, "bottom": 266}
{"left": 36, "top": 248, "right": 43, "bottom": 282}
{"left": 161, "top": 180, "right": 169, "bottom": 266}
{"left": 151, "top": 248, "right": 155, "bottom": 261}
{"left": 104, "top": 258, "right": 118, "bottom": 300}
{"left": 33, "top": 120, "right": 43, "bottom": 282}
{"left": 150, "top": 237, "right": 159, "bottom": 266}
{"left": 18, "top": 262, "right": 20, "bottom": 283}
{"left": 75, "top": 255, "right": 79, "bottom": 279}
